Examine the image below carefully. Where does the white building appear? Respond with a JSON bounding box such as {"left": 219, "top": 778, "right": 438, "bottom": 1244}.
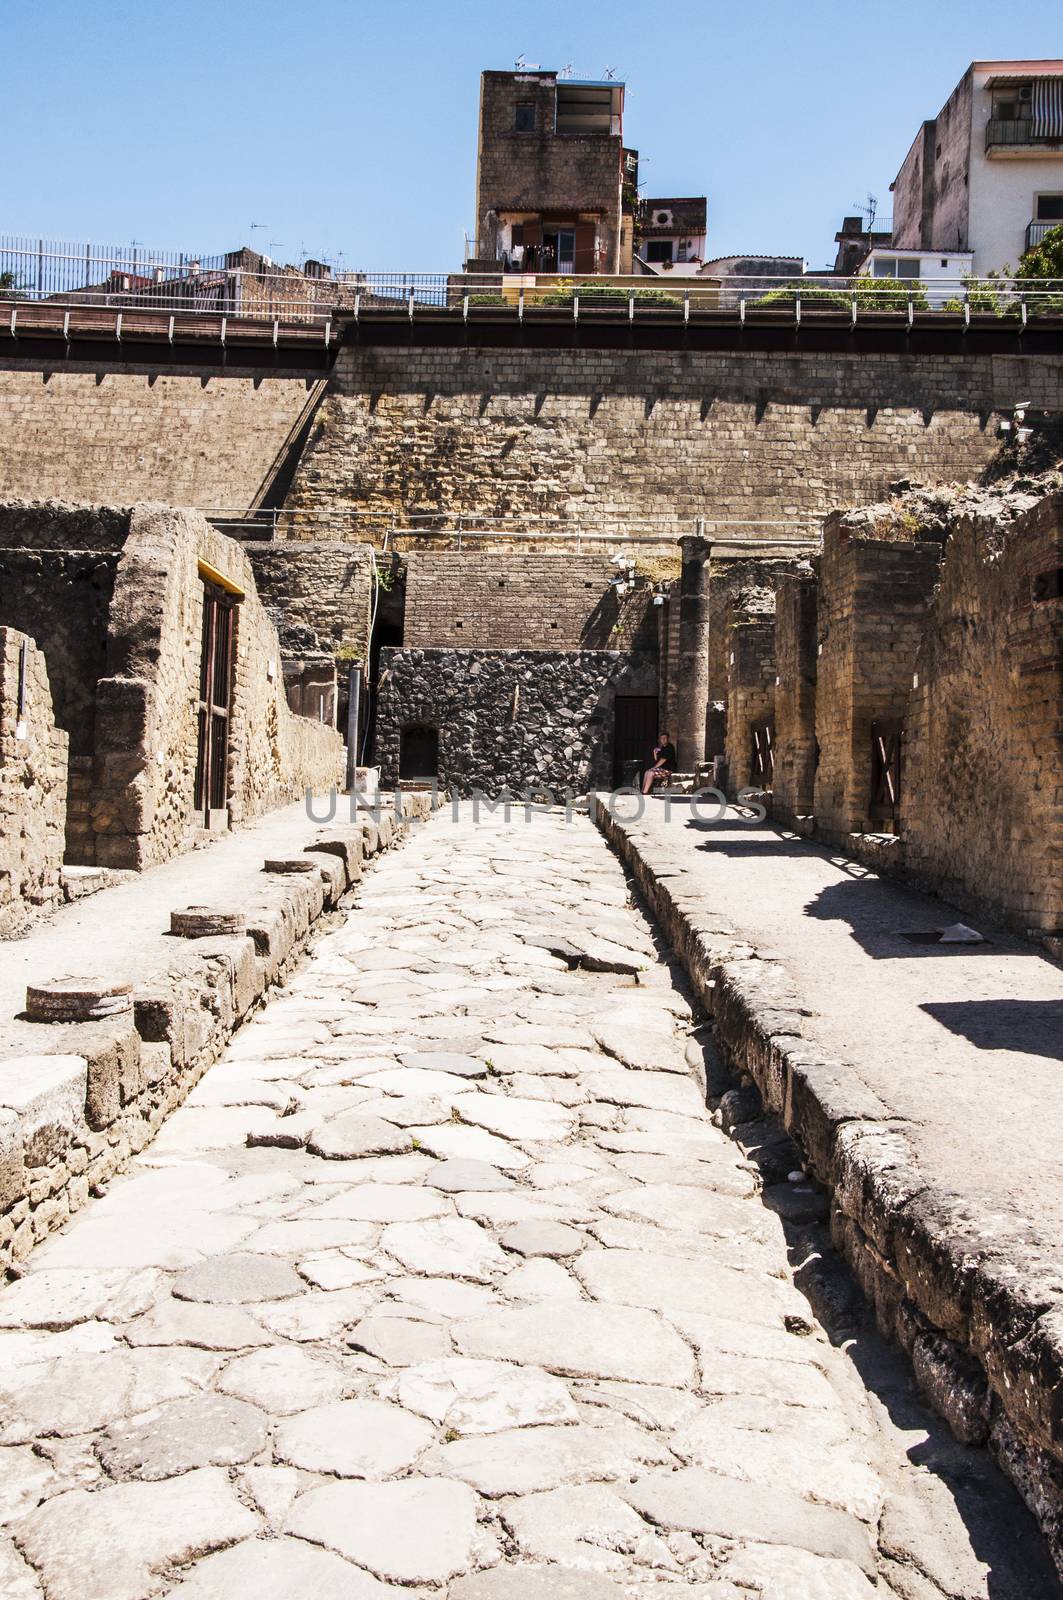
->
{"left": 859, "top": 247, "right": 974, "bottom": 306}
{"left": 890, "top": 59, "right": 1063, "bottom": 275}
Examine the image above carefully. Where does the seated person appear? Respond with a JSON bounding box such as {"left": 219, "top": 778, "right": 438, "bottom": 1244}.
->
{"left": 642, "top": 731, "right": 677, "bottom": 794}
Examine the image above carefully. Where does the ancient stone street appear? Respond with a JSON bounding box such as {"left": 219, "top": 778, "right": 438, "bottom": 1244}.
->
{"left": 0, "top": 807, "right": 1057, "bottom": 1599}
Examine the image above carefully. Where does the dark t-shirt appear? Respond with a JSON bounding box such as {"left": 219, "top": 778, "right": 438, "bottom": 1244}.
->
{"left": 657, "top": 742, "right": 677, "bottom": 772}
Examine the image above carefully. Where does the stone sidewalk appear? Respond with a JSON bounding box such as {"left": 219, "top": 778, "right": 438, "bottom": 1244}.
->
{"left": 0, "top": 807, "right": 1056, "bottom": 1598}
{"left": 0, "top": 800, "right": 354, "bottom": 1039}
{"left": 594, "top": 796, "right": 1063, "bottom": 1232}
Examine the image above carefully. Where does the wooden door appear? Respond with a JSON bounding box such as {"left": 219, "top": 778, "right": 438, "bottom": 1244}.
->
{"left": 194, "top": 581, "right": 236, "bottom": 825}
{"left": 613, "top": 695, "right": 659, "bottom": 788}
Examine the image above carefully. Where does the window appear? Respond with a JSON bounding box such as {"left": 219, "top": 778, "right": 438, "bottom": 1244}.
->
{"left": 514, "top": 102, "right": 536, "bottom": 132}
{"left": 992, "top": 83, "right": 1032, "bottom": 121}
{"left": 1036, "top": 195, "right": 1063, "bottom": 221}
{"left": 872, "top": 256, "right": 921, "bottom": 280}
{"left": 645, "top": 240, "right": 674, "bottom": 263}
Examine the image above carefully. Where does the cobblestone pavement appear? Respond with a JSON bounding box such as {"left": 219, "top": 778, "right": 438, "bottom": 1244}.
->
{"left": 0, "top": 808, "right": 1057, "bottom": 1600}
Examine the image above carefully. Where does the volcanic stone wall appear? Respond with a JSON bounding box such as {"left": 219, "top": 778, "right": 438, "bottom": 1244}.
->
{"left": 283, "top": 345, "right": 1063, "bottom": 533}
{"left": 402, "top": 551, "right": 656, "bottom": 651}
{"left": 0, "top": 630, "right": 68, "bottom": 933}
{"left": 376, "top": 646, "right": 657, "bottom": 795}
{"left": 901, "top": 493, "right": 1063, "bottom": 934}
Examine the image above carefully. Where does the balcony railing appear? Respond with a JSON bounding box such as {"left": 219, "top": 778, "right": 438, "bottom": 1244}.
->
{"left": 1026, "top": 219, "right": 1062, "bottom": 250}
{"left": 985, "top": 117, "right": 1063, "bottom": 152}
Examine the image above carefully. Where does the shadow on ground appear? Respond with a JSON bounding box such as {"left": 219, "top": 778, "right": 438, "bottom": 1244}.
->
{"left": 921, "top": 998, "right": 1063, "bottom": 1059}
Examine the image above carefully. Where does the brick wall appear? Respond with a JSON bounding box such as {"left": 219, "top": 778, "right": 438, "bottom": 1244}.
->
{"left": 724, "top": 602, "right": 777, "bottom": 794}
{"left": 376, "top": 646, "right": 657, "bottom": 795}
{"left": 901, "top": 495, "right": 1063, "bottom": 933}
{"left": 771, "top": 570, "right": 819, "bottom": 824}
{"left": 0, "top": 364, "right": 316, "bottom": 507}
{"left": 284, "top": 346, "right": 1063, "bottom": 533}
{"left": 0, "top": 630, "right": 68, "bottom": 933}
{"left": 814, "top": 520, "right": 944, "bottom": 840}
{"left": 403, "top": 552, "right": 656, "bottom": 651}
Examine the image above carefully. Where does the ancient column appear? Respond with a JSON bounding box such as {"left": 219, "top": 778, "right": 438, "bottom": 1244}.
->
{"left": 674, "top": 533, "right": 712, "bottom": 770}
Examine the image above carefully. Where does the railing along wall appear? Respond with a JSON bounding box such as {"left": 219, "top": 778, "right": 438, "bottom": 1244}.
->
{"left": 1, "top": 237, "right": 1063, "bottom": 329}
{"left": 204, "top": 508, "right": 823, "bottom": 553}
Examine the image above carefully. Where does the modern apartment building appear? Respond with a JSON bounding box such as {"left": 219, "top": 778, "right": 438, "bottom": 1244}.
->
{"left": 890, "top": 59, "right": 1063, "bottom": 273}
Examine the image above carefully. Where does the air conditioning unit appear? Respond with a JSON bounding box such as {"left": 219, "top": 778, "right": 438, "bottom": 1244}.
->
{"left": 1019, "top": 84, "right": 1033, "bottom": 102}
{"left": 653, "top": 209, "right": 673, "bottom": 228}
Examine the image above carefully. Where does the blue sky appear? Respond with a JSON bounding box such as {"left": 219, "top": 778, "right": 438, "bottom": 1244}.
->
{"left": 3, "top": 0, "right": 1061, "bottom": 272}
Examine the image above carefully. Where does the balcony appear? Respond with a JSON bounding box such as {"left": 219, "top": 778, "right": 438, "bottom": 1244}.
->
{"left": 985, "top": 117, "right": 1063, "bottom": 153}
{"left": 1027, "top": 219, "right": 1062, "bottom": 250}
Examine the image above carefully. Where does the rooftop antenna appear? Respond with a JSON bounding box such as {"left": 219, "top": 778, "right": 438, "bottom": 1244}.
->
{"left": 559, "top": 63, "right": 574, "bottom": 79}
{"left": 853, "top": 193, "right": 879, "bottom": 231}
{"left": 603, "top": 65, "right": 617, "bottom": 80}
{"left": 514, "top": 54, "right": 527, "bottom": 69}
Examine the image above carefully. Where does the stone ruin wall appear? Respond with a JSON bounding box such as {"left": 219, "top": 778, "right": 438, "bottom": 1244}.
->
{"left": 723, "top": 604, "right": 777, "bottom": 796}
{"left": 771, "top": 571, "right": 818, "bottom": 825}
{"left": 813, "top": 522, "right": 944, "bottom": 842}
{"left": 0, "top": 502, "right": 344, "bottom": 875}
{"left": 901, "top": 492, "right": 1063, "bottom": 935}
{"left": 92, "top": 505, "right": 344, "bottom": 868}
{"left": 0, "top": 630, "right": 68, "bottom": 934}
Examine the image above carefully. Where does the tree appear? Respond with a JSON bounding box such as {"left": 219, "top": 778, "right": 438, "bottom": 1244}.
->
{"left": 1018, "top": 223, "right": 1063, "bottom": 279}
{"left": 0, "top": 271, "right": 18, "bottom": 301}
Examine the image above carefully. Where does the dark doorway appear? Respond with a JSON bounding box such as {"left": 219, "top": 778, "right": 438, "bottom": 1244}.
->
{"left": 613, "top": 695, "right": 658, "bottom": 788}
{"left": 194, "top": 581, "right": 237, "bottom": 826}
{"left": 870, "top": 718, "right": 902, "bottom": 829}
{"left": 400, "top": 724, "right": 439, "bottom": 780}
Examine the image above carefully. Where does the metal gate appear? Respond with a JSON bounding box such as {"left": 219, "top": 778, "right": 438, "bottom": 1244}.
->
{"left": 612, "top": 695, "right": 659, "bottom": 788}
{"left": 750, "top": 720, "right": 775, "bottom": 788}
{"left": 194, "top": 581, "right": 237, "bottom": 826}
{"left": 870, "top": 718, "right": 902, "bottom": 826}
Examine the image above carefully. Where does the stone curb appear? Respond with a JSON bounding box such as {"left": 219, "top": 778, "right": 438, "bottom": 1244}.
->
{"left": 591, "top": 794, "right": 1063, "bottom": 1576}
{"left": 0, "top": 791, "right": 437, "bottom": 1273}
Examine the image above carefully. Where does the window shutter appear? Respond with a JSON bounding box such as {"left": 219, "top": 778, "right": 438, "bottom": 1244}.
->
{"left": 574, "top": 222, "right": 596, "bottom": 273}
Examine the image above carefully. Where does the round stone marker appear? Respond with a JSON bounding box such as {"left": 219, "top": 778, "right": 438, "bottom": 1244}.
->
{"left": 263, "top": 858, "right": 319, "bottom": 874}
{"left": 25, "top": 976, "right": 133, "bottom": 1023}
{"left": 170, "top": 906, "right": 247, "bottom": 938}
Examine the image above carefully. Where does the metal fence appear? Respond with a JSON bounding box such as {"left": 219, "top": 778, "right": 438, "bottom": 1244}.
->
{"left": 204, "top": 507, "right": 823, "bottom": 552}
{"left": 2, "top": 237, "right": 1062, "bottom": 325}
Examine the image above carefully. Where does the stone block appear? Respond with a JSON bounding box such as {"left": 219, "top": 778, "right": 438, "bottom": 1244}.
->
{"left": 0, "top": 1055, "right": 87, "bottom": 1167}
{"left": 0, "top": 1108, "right": 26, "bottom": 1210}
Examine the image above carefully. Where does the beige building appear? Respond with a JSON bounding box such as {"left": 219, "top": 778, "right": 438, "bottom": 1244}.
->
{"left": 890, "top": 59, "right": 1063, "bottom": 274}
